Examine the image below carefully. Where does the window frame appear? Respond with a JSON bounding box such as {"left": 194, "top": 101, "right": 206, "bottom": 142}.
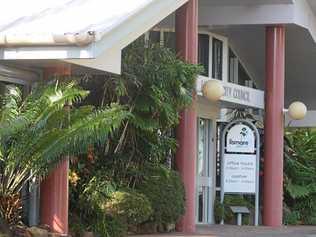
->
{"left": 228, "top": 46, "right": 257, "bottom": 88}
{"left": 149, "top": 28, "right": 229, "bottom": 82}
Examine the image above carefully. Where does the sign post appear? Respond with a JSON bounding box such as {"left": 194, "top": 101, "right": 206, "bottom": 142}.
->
{"left": 220, "top": 119, "right": 260, "bottom": 226}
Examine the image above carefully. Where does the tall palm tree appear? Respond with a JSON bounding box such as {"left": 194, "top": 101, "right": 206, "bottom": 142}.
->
{"left": 0, "top": 80, "right": 128, "bottom": 225}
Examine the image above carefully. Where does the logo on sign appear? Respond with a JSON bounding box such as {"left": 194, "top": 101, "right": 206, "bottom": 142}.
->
{"left": 226, "top": 124, "right": 255, "bottom": 153}
{"left": 228, "top": 127, "right": 249, "bottom": 146}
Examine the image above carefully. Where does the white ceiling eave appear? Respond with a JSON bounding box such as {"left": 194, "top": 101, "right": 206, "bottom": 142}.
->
{"left": 0, "top": 0, "right": 189, "bottom": 74}
{"left": 199, "top": 0, "right": 316, "bottom": 44}
{"left": 293, "top": 0, "right": 316, "bottom": 43}
{"left": 64, "top": 46, "right": 122, "bottom": 75}
{"left": 65, "top": 0, "right": 189, "bottom": 74}
{"left": 199, "top": 1, "right": 295, "bottom": 26}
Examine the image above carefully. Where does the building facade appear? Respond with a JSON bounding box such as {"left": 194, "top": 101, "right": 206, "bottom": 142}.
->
{"left": 1, "top": 0, "right": 316, "bottom": 235}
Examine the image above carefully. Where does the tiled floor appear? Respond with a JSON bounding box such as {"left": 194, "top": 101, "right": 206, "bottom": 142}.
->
{"left": 131, "top": 225, "right": 316, "bottom": 237}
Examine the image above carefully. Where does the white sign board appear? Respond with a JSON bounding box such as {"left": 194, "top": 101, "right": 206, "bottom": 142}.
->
{"left": 223, "top": 154, "right": 256, "bottom": 193}
{"left": 221, "top": 119, "right": 260, "bottom": 225}
{"left": 226, "top": 124, "right": 255, "bottom": 153}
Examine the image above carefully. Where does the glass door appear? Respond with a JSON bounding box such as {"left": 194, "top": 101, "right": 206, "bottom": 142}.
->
{"left": 196, "top": 118, "right": 215, "bottom": 224}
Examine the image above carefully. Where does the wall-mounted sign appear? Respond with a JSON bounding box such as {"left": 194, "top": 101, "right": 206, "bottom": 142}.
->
{"left": 224, "top": 86, "right": 250, "bottom": 102}
{"left": 196, "top": 76, "right": 264, "bottom": 109}
{"left": 226, "top": 124, "right": 255, "bottom": 153}
{"left": 223, "top": 154, "right": 256, "bottom": 193}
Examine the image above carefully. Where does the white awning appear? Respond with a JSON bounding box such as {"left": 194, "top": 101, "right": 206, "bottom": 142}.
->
{"left": 0, "top": 0, "right": 188, "bottom": 74}
{"left": 0, "top": 0, "right": 154, "bottom": 46}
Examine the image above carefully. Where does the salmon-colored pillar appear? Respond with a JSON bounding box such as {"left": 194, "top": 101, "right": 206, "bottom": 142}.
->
{"left": 175, "top": 0, "right": 198, "bottom": 233}
{"left": 40, "top": 65, "right": 71, "bottom": 235}
{"left": 263, "top": 26, "right": 285, "bottom": 227}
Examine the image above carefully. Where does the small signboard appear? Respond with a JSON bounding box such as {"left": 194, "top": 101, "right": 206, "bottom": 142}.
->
{"left": 223, "top": 154, "right": 256, "bottom": 193}
{"left": 220, "top": 119, "right": 260, "bottom": 226}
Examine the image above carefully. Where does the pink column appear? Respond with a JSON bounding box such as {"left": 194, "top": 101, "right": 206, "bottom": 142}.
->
{"left": 40, "top": 65, "right": 71, "bottom": 235}
{"left": 263, "top": 26, "right": 285, "bottom": 227}
{"left": 175, "top": 0, "right": 198, "bottom": 233}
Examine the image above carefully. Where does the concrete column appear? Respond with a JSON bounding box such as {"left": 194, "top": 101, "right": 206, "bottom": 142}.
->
{"left": 40, "top": 65, "right": 71, "bottom": 235}
{"left": 263, "top": 26, "right": 285, "bottom": 227}
{"left": 175, "top": 0, "right": 198, "bottom": 233}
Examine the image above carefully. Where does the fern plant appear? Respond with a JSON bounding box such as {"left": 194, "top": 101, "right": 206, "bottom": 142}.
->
{"left": 284, "top": 129, "right": 316, "bottom": 224}
{"left": 85, "top": 40, "right": 203, "bottom": 185}
{"left": 0, "top": 81, "right": 128, "bottom": 225}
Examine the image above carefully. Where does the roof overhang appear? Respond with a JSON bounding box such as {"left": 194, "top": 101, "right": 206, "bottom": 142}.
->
{"left": 198, "top": 0, "right": 316, "bottom": 43}
{"left": 0, "top": 0, "right": 188, "bottom": 74}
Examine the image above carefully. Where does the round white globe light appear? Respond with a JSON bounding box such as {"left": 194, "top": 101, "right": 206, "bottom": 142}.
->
{"left": 288, "top": 101, "right": 307, "bottom": 120}
{"left": 202, "top": 80, "right": 225, "bottom": 102}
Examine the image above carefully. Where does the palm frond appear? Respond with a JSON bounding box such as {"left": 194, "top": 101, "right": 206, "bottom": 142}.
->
{"left": 0, "top": 81, "right": 128, "bottom": 225}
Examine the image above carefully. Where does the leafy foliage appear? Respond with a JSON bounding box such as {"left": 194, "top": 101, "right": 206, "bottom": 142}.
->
{"left": 78, "top": 39, "right": 202, "bottom": 186}
{"left": 136, "top": 165, "right": 185, "bottom": 226}
{"left": 80, "top": 172, "right": 116, "bottom": 208}
{"left": 69, "top": 169, "right": 153, "bottom": 236}
{"left": 0, "top": 81, "right": 128, "bottom": 225}
{"left": 69, "top": 167, "right": 120, "bottom": 237}
{"left": 284, "top": 129, "right": 316, "bottom": 224}
{"left": 283, "top": 203, "right": 300, "bottom": 225}
{"left": 93, "top": 214, "right": 126, "bottom": 237}
{"left": 105, "top": 190, "right": 153, "bottom": 226}
{"left": 69, "top": 38, "right": 200, "bottom": 236}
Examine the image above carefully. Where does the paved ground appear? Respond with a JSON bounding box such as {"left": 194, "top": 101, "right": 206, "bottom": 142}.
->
{"left": 131, "top": 225, "right": 316, "bottom": 237}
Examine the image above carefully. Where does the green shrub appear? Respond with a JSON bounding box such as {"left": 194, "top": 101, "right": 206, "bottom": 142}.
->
{"left": 92, "top": 213, "right": 126, "bottom": 237}
{"left": 284, "top": 210, "right": 300, "bottom": 225}
{"left": 214, "top": 198, "right": 225, "bottom": 224}
{"left": 284, "top": 129, "right": 316, "bottom": 225}
{"left": 69, "top": 173, "right": 125, "bottom": 237}
{"left": 137, "top": 165, "right": 185, "bottom": 226}
{"left": 69, "top": 212, "right": 86, "bottom": 236}
{"left": 105, "top": 189, "right": 153, "bottom": 226}
{"left": 293, "top": 196, "right": 316, "bottom": 225}
{"left": 81, "top": 176, "right": 116, "bottom": 209}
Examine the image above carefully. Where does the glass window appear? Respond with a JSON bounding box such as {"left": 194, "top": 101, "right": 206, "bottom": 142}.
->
{"left": 197, "top": 118, "right": 213, "bottom": 224}
{"left": 212, "top": 38, "right": 223, "bottom": 80}
{"left": 238, "top": 62, "right": 252, "bottom": 86}
{"left": 229, "top": 49, "right": 238, "bottom": 83}
{"left": 149, "top": 31, "right": 160, "bottom": 44}
{"left": 198, "top": 34, "right": 209, "bottom": 76}
{"left": 0, "top": 81, "right": 24, "bottom": 96}
{"left": 164, "top": 32, "right": 176, "bottom": 50}
{"left": 148, "top": 30, "right": 176, "bottom": 51}
{"left": 228, "top": 47, "right": 255, "bottom": 87}
{"left": 238, "top": 63, "right": 247, "bottom": 86}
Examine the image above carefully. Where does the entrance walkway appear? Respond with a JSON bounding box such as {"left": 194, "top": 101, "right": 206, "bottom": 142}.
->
{"left": 131, "top": 225, "right": 316, "bottom": 237}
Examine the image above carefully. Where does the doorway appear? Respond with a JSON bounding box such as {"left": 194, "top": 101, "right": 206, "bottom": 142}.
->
{"left": 196, "top": 118, "right": 215, "bottom": 224}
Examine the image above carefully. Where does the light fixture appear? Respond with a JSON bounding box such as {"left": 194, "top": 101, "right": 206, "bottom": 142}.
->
{"left": 202, "top": 80, "right": 225, "bottom": 102}
{"left": 288, "top": 101, "right": 307, "bottom": 120}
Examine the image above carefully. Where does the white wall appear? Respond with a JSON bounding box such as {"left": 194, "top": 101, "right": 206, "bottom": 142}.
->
{"left": 285, "top": 111, "right": 316, "bottom": 127}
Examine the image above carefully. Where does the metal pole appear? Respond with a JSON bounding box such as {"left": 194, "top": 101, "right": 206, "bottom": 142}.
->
{"left": 220, "top": 123, "right": 228, "bottom": 225}
{"left": 237, "top": 213, "right": 242, "bottom": 226}
{"left": 28, "top": 179, "right": 40, "bottom": 226}
{"left": 255, "top": 127, "right": 260, "bottom": 226}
